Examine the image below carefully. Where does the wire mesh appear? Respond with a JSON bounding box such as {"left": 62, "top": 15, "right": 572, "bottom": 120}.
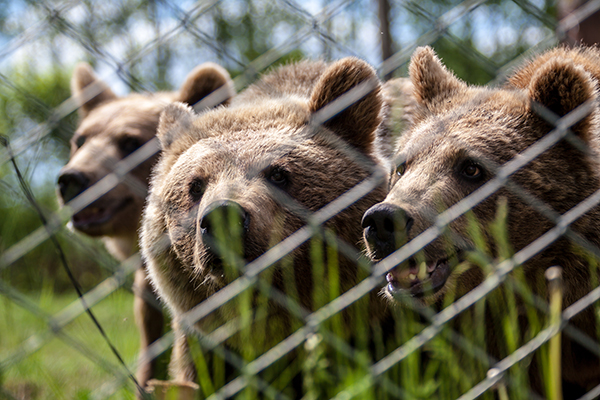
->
{"left": 1, "top": 0, "right": 600, "bottom": 399}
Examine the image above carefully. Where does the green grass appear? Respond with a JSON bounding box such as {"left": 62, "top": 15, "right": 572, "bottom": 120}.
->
{"left": 0, "top": 202, "right": 575, "bottom": 400}
{"left": 0, "top": 286, "right": 148, "bottom": 399}
{"left": 0, "top": 266, "right": 564, "bottom": 400}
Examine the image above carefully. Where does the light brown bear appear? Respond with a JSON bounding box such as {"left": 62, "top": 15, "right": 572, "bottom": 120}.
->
{"left": 362, "top": 46, "right": 600, "bottom": 398}
{"left": 140, "top": 58, "right": 391, "bottom": 388}
{"left": 57, "top": 63, "right": 234, "bottom": 388}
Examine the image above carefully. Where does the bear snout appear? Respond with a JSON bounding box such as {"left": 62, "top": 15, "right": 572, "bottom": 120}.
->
{"left": 362, "top": 202, "right": 413, "bottom": 260}
{"left": 198, "top": 200, "right": 250, "bottom": 275}
{"left": 57, "top": 169, "right": 90, "bottom": 203}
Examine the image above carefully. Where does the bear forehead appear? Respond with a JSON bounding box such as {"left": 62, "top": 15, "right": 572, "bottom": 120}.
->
{"left": 190, "top": 98, "right": 311, "bottom": 136}
{"left": 159, "top": 133, "right": 340, "bottom": 207}
{"left": 172, "top": 130, "right": 326, "bottom": 177}
{"left": 399, "top": 91, "right": 531, "bottom": 162}
{"left": 78, "top": 96, "right": 166, "bottom": 138}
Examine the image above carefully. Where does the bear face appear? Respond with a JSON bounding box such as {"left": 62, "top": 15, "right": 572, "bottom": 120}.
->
{"left": 141, "top": 58, "right": 389, "bottom": 341}
{"left": 363, "top": 46, "right": 600, "bottom": 306}
{"left": 58, "top": 63, "right": 234, "bottom": 255}
{"left": 362, "top": 46, "right": 600, "bottom": 392}
{"left": 60, "top": 94, "right": 163, "bottom": 239}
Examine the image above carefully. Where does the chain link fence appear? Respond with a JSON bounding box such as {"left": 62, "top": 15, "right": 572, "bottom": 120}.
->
{"left": 2, "top": 0, "right": 600, "bottom": 399}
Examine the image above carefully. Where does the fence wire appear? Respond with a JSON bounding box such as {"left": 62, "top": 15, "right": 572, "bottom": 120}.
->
{"left": 1, "top": 0, "right": 600, "bottom": 399}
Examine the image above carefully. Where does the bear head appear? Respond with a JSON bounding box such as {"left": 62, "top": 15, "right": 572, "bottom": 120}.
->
{"left": 362, "top": 46, "right": 600, "bottom": 306}
{"left": 57, "top": 62, "right": 233, "bottom": 256}
{"left": 140, "top": 58, "right": 389, "bottom": 336}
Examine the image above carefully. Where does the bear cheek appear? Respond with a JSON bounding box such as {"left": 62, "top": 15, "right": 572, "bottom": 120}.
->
{"left": 130, "top": 152, "right": 159, "bottom": 188}
{"left": 236, "top": 189, "right": 290, "bottom": 252}
{"left": 165, "top": 209, "right": 199, "bottom": 269}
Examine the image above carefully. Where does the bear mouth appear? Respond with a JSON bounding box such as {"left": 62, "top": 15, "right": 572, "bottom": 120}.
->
{"left": 385, "top": 256, "right": 453, "bottom": 299}
{"left": 201, "top": 244, "right": 251, "bottom": 282}
{"left": 72, "top": 197, "right": 134, "bottom": 232}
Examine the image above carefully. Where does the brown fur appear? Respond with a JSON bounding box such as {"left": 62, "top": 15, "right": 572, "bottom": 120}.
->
{"left": 362, "top": 46, "right": 600, "bottom": 397}
{"left": 375, "top": 77, "right": 417, "bottom": 161}
{"left": 140, "top": 58, "right": 390, "bottom": 384}
{"left": 58, "top": 62, "right": 234, "bottom": 390}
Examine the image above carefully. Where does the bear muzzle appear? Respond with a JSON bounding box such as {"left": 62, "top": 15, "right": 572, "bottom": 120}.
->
{"left": 361, "top": 202, "right": 413, "bottom": 260}
{"left": 57, "top": 168, "right": 135, "bottom": 235}
{"left": 198, "top": 199, "right": 250, "bottom": 277}
{"left": 58, "top": 169, "right": 90, "bottom": 203}
{"left": 362, "top": 202, "right": 462, "bottom": 301}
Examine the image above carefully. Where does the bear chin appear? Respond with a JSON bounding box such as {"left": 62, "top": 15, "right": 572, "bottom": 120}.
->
{"left": 192, "top": 237, "right": 269, "bottom": 286}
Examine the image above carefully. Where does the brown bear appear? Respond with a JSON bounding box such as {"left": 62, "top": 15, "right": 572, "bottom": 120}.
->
{"left": 140, "top": 58, "right": 391, "bottom": 391}
{"left": 57, "top": 62, "right": 234, "bottom": 389}
{"left": 362, "top": 46, "right": 600, "bottom": 398}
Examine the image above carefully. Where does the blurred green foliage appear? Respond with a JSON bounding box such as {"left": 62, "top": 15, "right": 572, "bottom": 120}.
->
{"left": 0, "top": 288, "right": 143, "bottom": 399}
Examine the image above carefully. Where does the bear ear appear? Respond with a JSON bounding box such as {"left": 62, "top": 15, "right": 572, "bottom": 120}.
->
{"left": 409, "top": 46, "right": 467, "bottom": 110}
{"left": 309, "top": 57, "right": 383, "bottom": 154}
{"left": 527, "top": 58, "right": 597, "bottom": 138}
{"left": 157, "top": 102, "right": 195, "bottom": 151}
{"left": 177, "top": 62, "right": 235, "bottom": 111}
{"left": 71, "top": 62, "right": 118, "bottom": 117}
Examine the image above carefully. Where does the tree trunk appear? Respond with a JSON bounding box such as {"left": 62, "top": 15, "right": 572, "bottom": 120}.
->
{"left": 378, "top": 0, "right": 394, "bottom": 80}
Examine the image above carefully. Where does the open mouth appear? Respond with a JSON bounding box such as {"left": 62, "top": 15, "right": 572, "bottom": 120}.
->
{"left": 72, "top": 197, "right": 133, "bottom": 231}
{"left": 385, "top": 257, "right": 453, "bottom": 299}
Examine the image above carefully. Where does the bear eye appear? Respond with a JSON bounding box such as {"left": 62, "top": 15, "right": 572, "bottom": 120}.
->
{"left": 189, "top": 179, "right": 206, "bottom": 200}
{"left": 396, "top": 162, "right": 406, "bottom": 177}
{"left": 266, "top": 167, "right": 288, "bottom": 187}
{"left": 461, "top": 161, "right": 483, "bottom": 180}
{"left": 118, "top": 135, "right": 143, "bottom": 156}
{"left": 74, "top": 135, "right": 86, "bottom": 149}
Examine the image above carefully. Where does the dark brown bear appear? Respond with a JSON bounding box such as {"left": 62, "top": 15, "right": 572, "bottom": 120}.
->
{"left": 362, "top": 46, "right": 600, "bottom": 398}
{"left": 140, "top": 58, "right": 390, "bottom": 388}
{"left": 58, "top": 62, "right": 233, "bottom": 389}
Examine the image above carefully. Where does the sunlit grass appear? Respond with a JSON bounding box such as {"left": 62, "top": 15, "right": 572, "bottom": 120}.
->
{"left": 0, "top": 200, "right": 580, "bottom": 399}
{"left": 0, "top": 286, "right": 150, "bottom": 399}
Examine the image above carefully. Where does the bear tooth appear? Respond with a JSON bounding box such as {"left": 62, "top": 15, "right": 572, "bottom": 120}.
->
{"left": 408, "top": 273, "right": 417, "bottom": 281}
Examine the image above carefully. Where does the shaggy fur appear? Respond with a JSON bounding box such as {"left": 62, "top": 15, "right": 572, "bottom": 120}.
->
{"left": 362, "top": 46, "right": 600, "bottom": 397}
{"left": 58, "top": 62, "right": 234, "bottom": 389}
{"left": 140, "top": 58, "right": 391, "bottom": 385}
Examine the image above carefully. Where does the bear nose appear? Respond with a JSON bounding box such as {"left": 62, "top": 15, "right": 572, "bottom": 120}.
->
{"left": 361, "top": 203, "right": 413, "bottom": 258}
{"left": 199, "top": 200, "right": 250, "bottom": 268}
{"left": 57, "top": 170, "right": 90, "bottom": 203}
